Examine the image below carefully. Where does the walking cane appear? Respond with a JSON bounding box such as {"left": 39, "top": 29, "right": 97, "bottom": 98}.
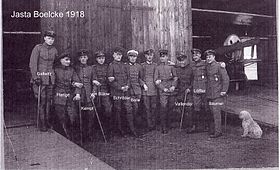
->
{"left": 78, "top": 100, "right": 83, "bottom": 145}
{"left": 91, "top": 98, "right": 107, "bottom": 143}
{"left": 179, "top": 90, "right": 188, "bottom": 130}
{"left": 36, "top": 85, "right": 41, "bottom": 128}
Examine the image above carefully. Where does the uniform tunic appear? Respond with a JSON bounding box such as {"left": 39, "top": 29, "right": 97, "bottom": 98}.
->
{"left": 92, "top": 63, "right": 112, "bottom": 116}
{"left": 154, "top": 63, "right": 178, "bottom": 96}
{"left": 74, "top": 64, "right": 96, "bottom": 103}
{"left": 29, "top": 42, "right": 58, "bottom": 85}
{"left": 192, "top": 60, "right": 207, "bottom": 111}
{"left": 142, "top": 61, "right": 157, "bottom": 128}
{"left": 108, "top": 60, "right": 130, "bottom": 97}
{"left": 154, "top": 62, "right": 178, "bottom": 130}
{"left": 206, "top": 60, "right": 229, "bottom": 134}
{"left": 141, "top": 61, "right": 157, "bottom": 96}
{"left": 54, "top": 65, "right": 80, "bottom": 123}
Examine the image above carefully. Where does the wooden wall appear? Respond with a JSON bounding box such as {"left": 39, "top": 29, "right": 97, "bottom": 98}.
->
{"left": 40, "top": 0, "right": 192, "bottom": 63}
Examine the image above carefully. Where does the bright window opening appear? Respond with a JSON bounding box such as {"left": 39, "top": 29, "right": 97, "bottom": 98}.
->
{"left": 243, "top": 45, "right": 258, "bottom": 80}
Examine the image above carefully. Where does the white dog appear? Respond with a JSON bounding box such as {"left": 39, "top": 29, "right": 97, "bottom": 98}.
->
{"left": 239, "top": 110, "right": 263, "bottom": 138}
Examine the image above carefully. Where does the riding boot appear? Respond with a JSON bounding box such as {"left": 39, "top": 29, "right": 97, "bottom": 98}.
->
{"left": 39, "top": 105, "right": 47, "bottom": 132}
{"left": 62, "top": 123, "right": 71, "bottom": 139}
{"left": 127, "top": 114, "right": 137, "bottom": 137}
{"left": 116, "top": 112, "right": 125, "bottom": 136}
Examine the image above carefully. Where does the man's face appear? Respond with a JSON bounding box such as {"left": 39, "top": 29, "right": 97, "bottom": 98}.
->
{"left": 79, "top": 55, "right": 88, "bottom": 65}
{"left": 206, "top": 54, "right": 215, "bottom": 64}
{"left": 60, "top": 57, "right": 71, "bottom": 67}
{"left": 113, "top": 52, "right": 122, "bottom": 61}
{"left": 192, "top": 51, "right": 201, "bottom": 62}
{"left": 145, "top": 54, "right": 154, "bottom": 62}
{"left": 128, "top": 55, "right": 137, "bottom": 63}
{"left": 44, "top": 36, "right": 55, "bottom": 46}
{"left": 159, "top": 55, "right": 168, "bottom": 63}
{"left": 177, "top": 58, "right": 187, "bottom": 67}
{"left": 96, "top": 56, "right": 105, "bottom": 65}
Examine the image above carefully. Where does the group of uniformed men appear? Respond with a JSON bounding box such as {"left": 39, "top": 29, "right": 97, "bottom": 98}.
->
{"left": 29, "top": 31, "right": 229, "bottom": 143}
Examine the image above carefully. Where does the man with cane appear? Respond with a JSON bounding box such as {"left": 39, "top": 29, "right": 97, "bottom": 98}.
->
{"left": 92, "top": 51, "right": 112, "bottom": 134}
{"left": 175, "top": 52, "right": 194, "bottom": 133}
{"left": 29, "top": 31, "right": 58, "bottom": 132}
{"left": 74, "top": 49, "right": 96, "bottom": 142}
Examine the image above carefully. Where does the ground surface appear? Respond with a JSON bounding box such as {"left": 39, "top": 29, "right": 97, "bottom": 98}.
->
{"left": 82, "top": 120, "right": 278, "bottom": 170}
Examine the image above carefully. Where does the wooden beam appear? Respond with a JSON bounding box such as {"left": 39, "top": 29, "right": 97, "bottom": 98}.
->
{"left": 3, "top": 31, "right": 41, "bottom": 35}
{"left": 192, "top": 8, "right": 274, "bottom": 18}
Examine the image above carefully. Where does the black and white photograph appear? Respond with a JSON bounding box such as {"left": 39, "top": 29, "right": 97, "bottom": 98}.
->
{"left": 1, "top": 0, "right": 278, "bottom": 169}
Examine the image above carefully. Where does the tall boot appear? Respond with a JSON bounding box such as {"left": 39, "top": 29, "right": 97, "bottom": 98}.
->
{"left": 116, "top": 112, "right": 125, "bottom": 136}
{"left": 62, "top": 123, "right": 71, "bottom": 139}
{"left": 160, "top": 107, "right": 167, "bottom": 134}
{"left": 126, "top": 114, "right": 137, "bottom": 137}
{"left": 45, "top": 101, "right": 53, "bottom": 130}
{"left": 39, "top": 105, "right": 47, "bottom": 132}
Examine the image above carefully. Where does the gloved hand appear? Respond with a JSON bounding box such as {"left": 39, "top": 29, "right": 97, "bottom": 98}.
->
{"left": 73, "top": 94, "right": 81, "bottom": 101}
{"left": 34, "top": 77, "right": 42, "bottom": 86}
{"left": 185, "top": 88, "right": 190, "bottom": 94}
{"left": 108, "top": 77, "right": 115, "bottom": 82}
{"left": 220, "top": 92, "right": 227, "bottom": 96}
{"left": 92, "top": 80, "right": 101, "bottom": 86}
{"left": 163, "top": 88, "right": 169, "bottom": 92}
{"left": 155, "top": 80, "right": 161, "bottom": 85}
{"left": 169, "top": 86, "right": 175, "bottom": 92}
{"left": 73, "top": 82, "right": 83, "bottom": 88}
{"left": 121, "top": 85, "right": 129, "bottom": 92}
{"left": 143, "top": 84, "right": 148, "bottom": 91}
{"left": 90, "top": 93, "right": 96, "bottom": 99}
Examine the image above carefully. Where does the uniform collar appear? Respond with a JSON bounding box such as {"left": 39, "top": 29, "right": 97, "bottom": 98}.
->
{"left": 146, "top": 61, "right": 153, "bottom": 64}
{"left": 42, "top": 42, "right": 53, "bottom": 49}
{"left": 129, "top": 62, "right": 136, "bottom": 65}
{"left": 79, "top": 63, "right": 88, "bottom": 67}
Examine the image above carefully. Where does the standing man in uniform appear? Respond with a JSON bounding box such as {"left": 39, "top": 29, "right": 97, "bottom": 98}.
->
{"left": 92, "top": 51, "right": 113, "bottom": 133}
{"left": 175, "top": 52, "right": 194, "bottom": 132}
{"left": 107, "top": 47, "right": 135, "bottom": 136}
{"left": 29, "top": 31, "right": 58, "bottom": 132}
{"left": 205, "top": 49, "right": 229, "bottom": 138}
{"left": 53, "top": 52, "right": 81, "bottom": 140}
{"left": 191, "top": 48, "right": 208, "bottom": 131}
{"left": 154, "top": 49, "right": 178, "bottom": 134}
{"left": 126, "top": 50, "right": 145, "bottom": 136}
{"left": 74, "top": 49, "right": 96, "bottom": 142}
{"left": 142, "top": 49, "right": 157, "bottom": 131}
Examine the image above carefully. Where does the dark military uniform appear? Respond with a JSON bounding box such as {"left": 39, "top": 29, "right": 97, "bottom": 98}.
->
{"left": 154, "top": 60, "right": 178, "bottom": 133}
{"left": 175, "top": 61, "right": 193, "bottom": 129}
{"left": 92, "top": 63, "right": 112, "bottom": 116}
{"left": 29, "top": 31, "right": 58, "bottom": 131}
{"left": 74, "top": 52, "right": 97, "bottom": 139}
{"left": 108, "top": 60, "right": 133, "bottom": 134}
{"left": 142, "top": 61, "right": 157, "bottom": 129}
{"left": 54, "top": 61, "right": 80, "bottom": 139}
{"left": 126, "top": 61, "right": 145, "bottom": 135}
{"left": 206, "top": 60, "right": 229, "bottom": 135}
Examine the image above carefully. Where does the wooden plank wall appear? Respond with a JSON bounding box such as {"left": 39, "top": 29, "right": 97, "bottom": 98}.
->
{"left": 40, "top": 0, "right": 192, "bottom": 62}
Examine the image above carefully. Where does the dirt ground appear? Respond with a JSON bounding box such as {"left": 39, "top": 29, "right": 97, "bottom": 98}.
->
{"left": 82, "top": 119, "right": 278, "bottom": 170}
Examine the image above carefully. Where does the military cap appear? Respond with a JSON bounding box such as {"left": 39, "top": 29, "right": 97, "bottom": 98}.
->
{"left": 144, "top": 49, "right": 154, "bottom": 55}
{"left": 57, "top": 52, "right": 71, "bottom": 61}
{"left": 191, "top": 48, "right": 202, "bottom": 54}
{"left": 127, "top": 50, "right": 139, "bottom": 56}
{"left": 95, "top": 51, "right": 105, "bottom": 58}
{"left": 113, "top": 47, "right": 124, "bottom": 54}
{"left": 204, "top": 49, "right": 216, "bottom": 56}
{"left": 159, "top": 49, "right": 168, "bottom": 56}
{"left": 77, "top": 49, "right": 89, "bottom": 57}
{"left": 176, "top": 52, "right": 188, "bottom": 61}
{"left": 44, "top": 30, "right": 56, "bottom": 38}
